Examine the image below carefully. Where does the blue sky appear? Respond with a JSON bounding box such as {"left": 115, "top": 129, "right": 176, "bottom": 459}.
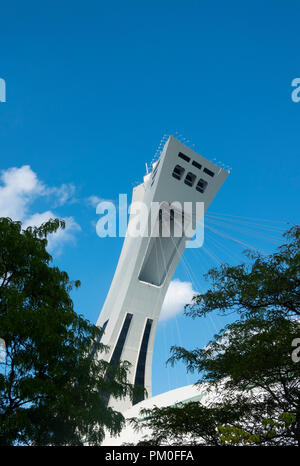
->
{"left": 0, "top": 1, "right": 299, "bottom": 396}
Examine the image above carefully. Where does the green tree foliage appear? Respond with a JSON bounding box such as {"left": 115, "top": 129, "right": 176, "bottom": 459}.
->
{"left": 129, "top": 397, "right": 259, "bottom": 446}
{"left": 0, "top": 217, "right": 132, "bottom": 445}
{"left": 186, "top": 226, "right": 300, "bottom": 321}
{"left": 131, "top": 226, "right": 300, "bottom": 446}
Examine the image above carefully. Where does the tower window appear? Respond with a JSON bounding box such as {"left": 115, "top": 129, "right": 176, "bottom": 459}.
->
{"left": 196, "top": 178, "right": 208, "bottom": 193}
{"left": 172, "top": 165, "right": 185, "bottom": 180}
{"left": 133, "top": 318, "right": 153, "bottom": 405}
{"left": 192, "top": 160, "right": 202, "bottom": 170}
{"left": 110, "top": 313, "right": 133, "bottom": 364}
{"left": 178, "top": 152, "right": 190, "bottom": 163}
{"left": 203, "top": 167, "right": 215, "bottom": 177}
{"left": 184, "top": 172, "right": 196, "bottom": 187}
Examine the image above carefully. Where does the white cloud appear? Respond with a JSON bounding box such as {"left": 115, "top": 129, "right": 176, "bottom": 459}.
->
{"left": 86, "top": 195, "right": 117, "bottom": 209}
{"left": 46, "top": 183, "right": 76, "bottom": 207}
{"left": 0, "top": 165, "right": 81, "bottom": 254}
{"left": 87, "top": 195, "right": 102, "bottom": 208}
{"left": 23, "top": 211, "right": 81, "bottom": 254}
{"left": 0, "top": 165, "right": 76, "bottom": 219}
{"left": 160, "top": 279, "right": 197, "bottom": 321}
{"left": 0, "top": 165, "right": 44, "bottom": 219}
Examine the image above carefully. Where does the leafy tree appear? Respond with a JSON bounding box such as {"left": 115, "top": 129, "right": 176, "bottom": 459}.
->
{"left": 131, "top": 226, "right": 300, "bottom": 446}
{"left": 186, "top": 225, "right": 300, "bottom": 321}
{"left": 129, "top": 397, "right": 260, "bottom": 446}
{"left": 0, "top": 217, "right": 132, "bottom": 445}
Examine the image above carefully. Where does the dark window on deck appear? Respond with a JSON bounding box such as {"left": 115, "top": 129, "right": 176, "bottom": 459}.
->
{"left": 178, "top": 152, "right": 190, "bottom": 163}
{"left": 172, "top": 165, "right": 185, "bottom": 180}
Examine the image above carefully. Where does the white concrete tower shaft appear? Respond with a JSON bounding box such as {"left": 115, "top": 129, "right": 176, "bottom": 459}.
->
{"left": 96, "top": 136, "right": 229, "bottom": 412}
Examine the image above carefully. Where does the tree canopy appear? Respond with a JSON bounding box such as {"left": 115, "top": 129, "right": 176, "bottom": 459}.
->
{"left": 0, "top": 217, "right": 132, "bottom": 445}
{"left": 186, "top": 226, "right": 300, "bottom": 321}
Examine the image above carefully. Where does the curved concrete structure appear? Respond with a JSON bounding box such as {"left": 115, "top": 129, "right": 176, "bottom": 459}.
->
{"left": 102, "top": 383, "right": 210, "bottom": 445}
{"left": 96, "top": 136, "right": 229, "bottom": 412}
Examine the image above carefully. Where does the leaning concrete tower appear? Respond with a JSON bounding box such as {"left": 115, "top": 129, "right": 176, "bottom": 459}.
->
{"left": 96, "top": 136, "right": 229, "bottom": 412}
